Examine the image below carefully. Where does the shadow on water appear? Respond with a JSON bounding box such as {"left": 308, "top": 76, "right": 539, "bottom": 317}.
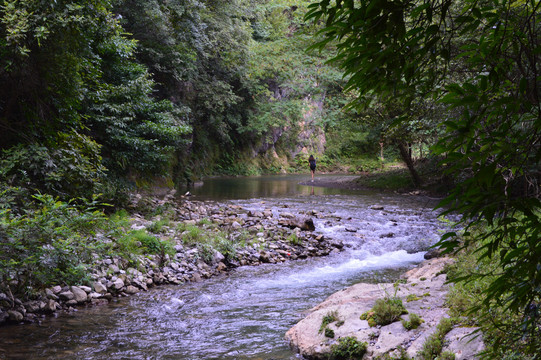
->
{"left": 0, "top": 175, "right": 447, "bottom": 360}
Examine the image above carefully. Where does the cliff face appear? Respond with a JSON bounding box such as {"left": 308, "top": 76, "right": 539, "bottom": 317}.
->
{"left": 251, "top": 96, "right": 327, "bottom": 167}
{"left": 285, "top": 257, "right": 485, "bottom": 359}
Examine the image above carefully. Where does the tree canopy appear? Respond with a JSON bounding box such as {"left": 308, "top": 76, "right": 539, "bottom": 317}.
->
{"left": 307, "top": 0, "right": 541, "bottom": 354}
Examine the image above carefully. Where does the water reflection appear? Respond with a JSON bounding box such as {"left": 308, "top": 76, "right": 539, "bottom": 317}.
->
{"left": 184, "top": 174, "right": 359, "bottom": 200}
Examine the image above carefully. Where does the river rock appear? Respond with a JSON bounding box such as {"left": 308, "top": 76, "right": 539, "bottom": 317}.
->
{"left": 110, "top": 278, "right": 125, "bottom": 291}
{"left": 45, "top": 288, "right": 59, "bottom": 300}
{"left": 93, "top": 282, "right": 107, "bottom": 294}
{"left": 124, "top": 286, "right": 139, "bottom": 295}
{"left": 44, "top": 299, "right": 59, "bottom": 313}
{"left": 79, "top": 285, "right": 92, "bottom": 293}
{"left": 216, "top": 262, "right": 228, "bottom": 272}
{"left": 443, "top": 327, "right": 485, "bottom": 359}
{"left": 424, "top": 248, "right": 443, "bottom": 259}
{"left": 0, "top": 311, "right": 8, "bottom": 324}
{"left": 24, "top": 301, "right": 41, "bottom": 313}
{"left": 285, "top": 258, "right": 483, "bottom": 359}
{"left": 58, "top": 291, "right": 75, "bottom": 301}
{"left": 278, "top": 217, "right": 315, "bottom": 231}
{"left": 70, "top": 286, "right": 88, "bottom": 303}
{"left": 7, "top": 310, "right": 23, "bottom": 322}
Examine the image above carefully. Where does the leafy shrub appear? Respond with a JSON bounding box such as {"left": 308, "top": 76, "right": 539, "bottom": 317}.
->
{"left": 0, "top": 134, "right": 106, "bottom": 205}
{"left": 375, "top": 346, "right": 412, "bottom": 360}
{"left": 147, "top": 219, "right": 170, "bottom": 234}
{"left": 325, "top": 327, "right": 335, "bottom": 338}
{"left": 287, "top": 232, "right": 302, "bottom": 245}
{"left": 0, "top": 194, "right": 107, "bottom": 293}
{"left": 178, "top": 224, "right": 237, "bottom": 263}
{"left": 330, "top": 336, "right": 368, "bottom": 360}
{"left": 437, "top": 351, "right": 456, "bottom": 360}
{"left": 212, "top": 233, "right": 237, "bottom": 261}
{"left": 418, "top": 336, "right": 443, "bottom": 360}
{"left": 320, "top": 310, "right": 340, "bottom": 333}
{"left": 179, "top": 224, "right": 204, "bottom": 245}
{"left": 417, "top": 318, "right": 455, "bottom": 360}
{"left": 402, "top": 313, "right": 423, "bottom": 330}
{"left": 117, "top": 229, "right": 174, "bottom": 266}
{"left": 370, "top": 296, "right": 408, "bottom": 326}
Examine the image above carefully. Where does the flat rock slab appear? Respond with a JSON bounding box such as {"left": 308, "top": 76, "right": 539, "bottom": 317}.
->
{"left": 285, "top": 257, "right": 485, "bottom": 359}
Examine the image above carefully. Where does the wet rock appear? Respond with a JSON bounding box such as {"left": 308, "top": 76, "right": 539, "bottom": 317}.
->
{"left": 278, "top": 217, "right": 315, "bottom": 231}
{"left": 7, "top": 310, "right": 23, "bottom": 322}
{"left": 371, "top": 205, "right": 384, "bottom": 210}
{"left": 110, "top": 278, "right": 125, "bottom": 291}
{"left": 45, "top": 288, "right": 59, "bottom": 300}
{"left": 424, "top": 248, "right": 443, "bottom": 260}
{"left": 24, "top": 301, "right": 41, "bottom": 313}
{"left": 124, "top": 286, "right": 139, "bottom": 295}
{"left": 93, "top": 282, "right": 107, "bottom": 294}
{"left": 216, "top": 262, "right": 228, "bottom": 272}
{"left": 70, "top": 286, "right": 88, "bottom": 303}
{"left": 0, "top": 311, "right": 9, "bottom": 324}
{"left": 44, "top": 299, "right": 59, "bottom": 313}
{"left": 58, "top": 291, "right": 75, "bottom": 301}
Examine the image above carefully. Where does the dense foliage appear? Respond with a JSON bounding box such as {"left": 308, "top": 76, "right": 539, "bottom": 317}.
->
{"left": 307, "top": 0, "right": 541, "bottom": 356}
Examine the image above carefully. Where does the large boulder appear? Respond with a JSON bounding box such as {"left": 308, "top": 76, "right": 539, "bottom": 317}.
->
{"left": 70, "top": 286, "right": 88, "bottom": 303}
{"left": 285, "top": 258, "right": 484, "bottom": 359}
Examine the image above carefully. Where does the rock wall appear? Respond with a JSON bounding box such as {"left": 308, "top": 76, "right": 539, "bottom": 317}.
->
{"left": 251, "top": 96, "right": 327, "bottom": 164}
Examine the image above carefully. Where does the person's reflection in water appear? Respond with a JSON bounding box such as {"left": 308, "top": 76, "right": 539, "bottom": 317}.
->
{"left": 311, "top": 186, "right": 314, "bottom": 195}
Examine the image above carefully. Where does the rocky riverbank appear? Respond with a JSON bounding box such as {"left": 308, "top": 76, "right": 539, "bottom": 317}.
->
{"left": 285, "top": 257, "right": 485, "bottom": 359}
{"left": 0, "top": 190, "right": 344, "bottom": 326}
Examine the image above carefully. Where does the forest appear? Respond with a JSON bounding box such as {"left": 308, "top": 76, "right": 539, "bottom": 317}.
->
{"left": 1, "top": 0, "right": 540, "bottom": 358}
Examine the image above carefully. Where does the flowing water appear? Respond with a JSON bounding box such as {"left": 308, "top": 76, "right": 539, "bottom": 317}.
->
{"left": 0, "top": 175, "right": 448, "bottom": 360}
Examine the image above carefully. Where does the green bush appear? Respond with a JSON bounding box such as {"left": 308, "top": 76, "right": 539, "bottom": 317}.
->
{"left": 179, "top": 224, "right": 204, "bottom": 245}
{"left": 437, "top": 351, "right": 456, "bottom": 360}
{"left": 0, "top": 134, "right": 106, "bottom": 205}
{"left": 287, "top": 232, "right": 302, "bottom": 245}
{"left": 402, "top": 313, "right": 423, "bottom": 330}
{"left": 325, "top": 327, "right": 335, "bottom": 338}
{"left": 0, "top": 194, "right": 107, "bottom": 293}
{"left": 375, "top": 347, "right": 412, "bottom": 360}
{"left": 147, "top": 219, "right": 170, "bottom": 234}
{"left": 320, "top": 310, "right": 340, "bottom": 333}
{"left": 330, "top": 336, "right": 368, "bottom": 360}
{"left": 417, "top": 318, "right": 455, "bottom": 360}
{"left": 371, "top": 296, "right": 408, "bottom": 326}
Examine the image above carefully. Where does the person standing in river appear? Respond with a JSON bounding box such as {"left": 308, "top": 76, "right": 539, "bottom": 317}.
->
{"left": 308, "top": 155, "right": 316, "bottom": 182}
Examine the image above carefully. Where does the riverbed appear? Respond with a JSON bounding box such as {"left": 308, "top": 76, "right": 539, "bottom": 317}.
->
{"left": 0, "top": 175, "right": 447, "bottom": 360}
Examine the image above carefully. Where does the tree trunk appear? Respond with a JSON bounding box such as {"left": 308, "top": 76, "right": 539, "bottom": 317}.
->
{"left": 398, "top": 141, "right": 422, "bottom": 187}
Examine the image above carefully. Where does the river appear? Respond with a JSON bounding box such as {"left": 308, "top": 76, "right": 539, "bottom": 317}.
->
{"left": 0, "top": 175, "right": 448, "bottom": 360}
